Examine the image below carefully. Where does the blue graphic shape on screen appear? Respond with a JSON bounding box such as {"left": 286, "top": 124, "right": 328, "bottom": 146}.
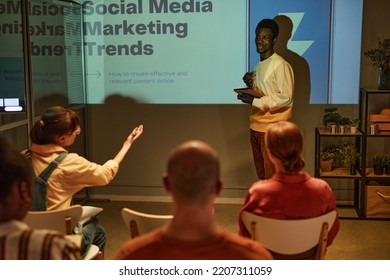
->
{"left": 279, "top": 13, "right": 314, "bottom": 56}
{"left": 249, "top": 0, "right": 363, "bottom": 104}
{"left": 249, "top": 0, "right": 331, "bottom": 104}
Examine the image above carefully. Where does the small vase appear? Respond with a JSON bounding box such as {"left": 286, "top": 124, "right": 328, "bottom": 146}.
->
{"left": 385, "top": 164, "right": 390, "bottom": 175}
{"left": 378, "top": 68, "right": 390, "bottom": 90}
{"left": 350, "top": 164, "right": 357, "bottom": 175}
{"left": 326, "top": 122, "right": 336, "bottom": 129}
{"left": 355, "top": 158, "right": 361, "bottom": 173}
{"left": 373, "top": 165, "right": 384, "bottom": 175}
{"left": 320, "top": 161, "right": 332, "bottom": 172}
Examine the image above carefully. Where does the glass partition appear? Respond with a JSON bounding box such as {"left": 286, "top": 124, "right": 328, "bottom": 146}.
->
{"left": 0, "top": 0, "right": 86, "bottom": 154}
{"left": 28, "top": 0, "right": 85, "bottom": 116}
{"left": 0, "top": 124, "right": 29, "bottom": 151}
{"left": 0, "top": 0, "right": 28, "bottom": 125}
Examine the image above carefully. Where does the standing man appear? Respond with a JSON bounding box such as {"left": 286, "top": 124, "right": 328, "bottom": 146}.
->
{"left": 238, "top": 18, "right": 294, "bottom": 179}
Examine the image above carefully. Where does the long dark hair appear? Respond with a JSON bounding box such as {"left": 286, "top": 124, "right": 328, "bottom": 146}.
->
{"left": 266, "top": 121, "right": 305, "bottom": 173}
{"left": 30, "top": 106, "right": 80, "bottom": 144}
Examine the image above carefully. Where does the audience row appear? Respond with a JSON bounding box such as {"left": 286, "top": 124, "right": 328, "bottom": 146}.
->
{"left": 0, "top": 106, "right": 339, "bottom": 260}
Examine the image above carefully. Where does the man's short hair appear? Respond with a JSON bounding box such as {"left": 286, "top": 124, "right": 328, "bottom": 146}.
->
{"left": 166, "top": 140, "right": 220, "bottom": 204}
{"left": 256, "top": 18, "right": 279, "bottom": 38}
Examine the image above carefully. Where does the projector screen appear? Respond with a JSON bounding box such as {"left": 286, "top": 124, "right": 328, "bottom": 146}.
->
{"left": 0, "top": 0, "right": 363, "bottom": 106}
{"left": 82, "top": 0, "right": 363, "bottom": 104}
{"left": 82, "top": 0, "right": 247, "bottom": 104}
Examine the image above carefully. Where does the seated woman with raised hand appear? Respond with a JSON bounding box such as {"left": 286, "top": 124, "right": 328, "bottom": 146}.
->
{"left": 238, "top": 121, "right": 340, "bottom": 259}
{"left": 24, "top": 105, "right": 143, "bottom": 258}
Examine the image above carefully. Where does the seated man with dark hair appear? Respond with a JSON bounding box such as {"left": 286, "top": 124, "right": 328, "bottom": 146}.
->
{"left": 0, "top": 136, "right": 81, "bottom": 260}
{"left": 115, "top": 140, "right": 273, "bottom": 260}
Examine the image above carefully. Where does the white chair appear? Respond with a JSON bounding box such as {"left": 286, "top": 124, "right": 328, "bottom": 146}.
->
{"left": 23, "top": 204, "right": 101, "bottom": 260}
{"left": 121, "top": 207, "right": 173, "bottom": 238}
{"left": 241, "top": 210, "right": 337, "bottom": 260}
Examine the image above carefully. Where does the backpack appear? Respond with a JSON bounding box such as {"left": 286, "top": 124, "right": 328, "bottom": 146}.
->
{"left": 24, "top": 150, "right": 68, "bottom": 211}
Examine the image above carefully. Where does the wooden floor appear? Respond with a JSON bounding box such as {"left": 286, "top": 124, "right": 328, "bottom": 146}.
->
{"left": 85, "top": 200, "right": 390, "bottom": 260}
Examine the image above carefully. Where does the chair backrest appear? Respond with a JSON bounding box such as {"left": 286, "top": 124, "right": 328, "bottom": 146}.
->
{"left": 24, "top": 204, "right": 83, "bottom": 234}
{"left": 241, "top": 210, "right": 337, "bottom": 259}
{"left": 121, "top": 207, "right": 173, "bottom": 238}
{"left": 23, "top": 204, "right": 100, "bottom": 260}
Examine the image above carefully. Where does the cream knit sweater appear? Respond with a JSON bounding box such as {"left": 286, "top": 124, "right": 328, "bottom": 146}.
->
{"left": 250, "top": 53, "right": 294, "bottom": 132}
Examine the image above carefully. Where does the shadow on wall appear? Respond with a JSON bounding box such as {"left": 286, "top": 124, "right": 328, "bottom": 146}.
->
{"left": 86, "top": 92, "right": 258, "bottom": 190}
{"left": 35, "top": 92, "right": 69, "bottom": 115}
{"left": 273, "top": 15, "right": 316, "bottom": 175}
{"left": 273, "top": 15, "right": 311, "bottom": 127}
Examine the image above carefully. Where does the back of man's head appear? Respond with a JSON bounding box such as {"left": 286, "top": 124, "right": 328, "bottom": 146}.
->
{"left": 0, "top": 136, "right": 32, "bottom": 203}
{"left": 165, "top": 140, "right": 221, "bottom": 205}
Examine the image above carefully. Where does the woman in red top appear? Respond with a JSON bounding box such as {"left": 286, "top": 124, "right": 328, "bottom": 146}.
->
{"left": 238, "top": 121, "right": 340, "bottom": 259}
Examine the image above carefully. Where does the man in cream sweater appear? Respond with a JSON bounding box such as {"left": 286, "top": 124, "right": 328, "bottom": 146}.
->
{"left": 238, "top": 18, "right": 294, "bottom": 180}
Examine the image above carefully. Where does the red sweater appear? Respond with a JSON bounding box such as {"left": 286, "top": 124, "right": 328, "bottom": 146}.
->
{"left": 114, "top": 227, "right": 273, "bottom": 260}
{"left": 238, "top": 172, "right": 340, "bottom": 246}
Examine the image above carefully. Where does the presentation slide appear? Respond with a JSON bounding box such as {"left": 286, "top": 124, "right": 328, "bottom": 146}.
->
{"left": 82, "top": 0, "right": 247, "bottom": 104}
{"left": 0, "top": 0, "right": 363, "bottom": 106}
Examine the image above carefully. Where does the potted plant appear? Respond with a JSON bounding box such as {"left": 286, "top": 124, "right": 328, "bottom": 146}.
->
{"left": 364, "top": 38, "right": 390, "bottom": 89}
{"left": 323, "top": 107, "right": 341, "bottom": 129}
{"left": 337, "top": 117, "right": 350, "bottom": 134}
{"left": 339, "top": 143, "right": 358, "bottom": 175}
{"left": 320, "top": 146, "right": 338, "bottom": 172}
{"left": 349, "top": 119, "right": 360, "bottom": 133}
{"left": 372, "top": 153, "right": 385, "bottom": 175}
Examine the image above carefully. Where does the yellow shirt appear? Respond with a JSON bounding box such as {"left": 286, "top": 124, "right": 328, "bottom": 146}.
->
{"left": 26, "top": 144, "right": 119, "bottom": 210}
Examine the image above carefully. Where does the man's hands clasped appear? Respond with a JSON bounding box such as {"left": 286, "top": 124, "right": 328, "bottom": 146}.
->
{"left": 242, "top": 71, "right": 256, "bottom": 88}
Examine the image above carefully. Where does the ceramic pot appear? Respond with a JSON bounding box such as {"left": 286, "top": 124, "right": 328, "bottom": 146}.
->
{"left": 320, "top": 161, "right": 332, "bottom": 172}
{"left": 385, "top": 164, "right": 390, "bottom": 175}
{"left": 378, "top": 68, "right": 390, "bottom": 90}
{"left": 373, "top": 166, "right": 384, "bottom": 175}
{"left": 350, "top": 164, "right": 357, "bottom": 175}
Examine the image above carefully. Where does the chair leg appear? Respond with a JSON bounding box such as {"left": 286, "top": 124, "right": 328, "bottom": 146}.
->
{"left": 93, "top": 251, "right": 104, "bottom": 260}
{"left": 315, "top": 222, "right": 329, "bottom": 260}
{"left": 130, "top": 220, "right": 139, "bottom": 238}
{"left": 250, "top": 221, "right": 257, "bottom": 241}
{"left": 65, "top": 216, "right": 72, "bottom": 234}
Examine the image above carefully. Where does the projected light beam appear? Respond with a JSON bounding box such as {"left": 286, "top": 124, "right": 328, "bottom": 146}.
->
{"left": 279, "top": 12, "right": 314, "bottom": 56}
